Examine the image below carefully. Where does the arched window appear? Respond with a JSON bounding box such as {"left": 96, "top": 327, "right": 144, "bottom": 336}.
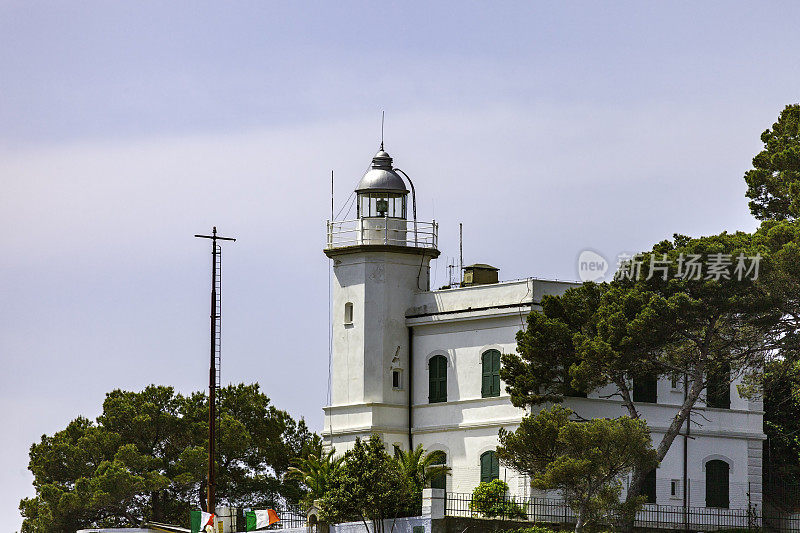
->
{"left": 707, "top": 363, "right": 731, "bottom": 409}
{"left": 642, "top": 469, "right": 657, "bottom": 503}
{"left": 480, "top": 450, "right": 499, "bottom": 483}
{"left": 428, "top": 355, "right": 447, "bottom": 403}
{"left": 429, "top": 451, "right": 447, "bottom": 490}
{"left": 344, "top": 302, "right": 354, "bottom": 325}
{"left": 481, "top": 349, "right": 501, "bottom": 398}
{"left": 706, "top": 460, "right": 730, "bottom": 508}
{"left": 633, "top": 374, "right": 658, "bottom": 403}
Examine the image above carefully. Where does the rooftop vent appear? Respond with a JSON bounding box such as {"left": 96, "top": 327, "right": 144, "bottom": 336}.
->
{"left": 462, "top": 264, "right": 499, "bottom": 287}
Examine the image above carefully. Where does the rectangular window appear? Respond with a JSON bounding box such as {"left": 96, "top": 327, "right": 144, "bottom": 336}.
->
{"left": 707, "top": 363, "right": 731, "bottom": 409}
{"left": 392, "top": 370, "right": 401, "bottom": 389}
{"left": 670, "top": 479, "right": 681, "bottom": 499}
{"left": 633, "top": 375, "right": 658, "bottom": 404}
{"left": 430, "top": 451, "right": 447, "bottom": 490}
{"left": 480, "top": 451, "right": 499, "bottom": 483}
{"left": 642, "top": 469, "right": 657, "bottom": 504}
{"left": 429, "top": 356, "right": 447, "bottom": 403}
{"left": 671, "top": 373, "right": 682, "bottom": 391}
{"left": 481, "top": 350, "right": 501, "bottom": 398}
{"left": 706, "top": 460, "right": 730, "bottom": 508}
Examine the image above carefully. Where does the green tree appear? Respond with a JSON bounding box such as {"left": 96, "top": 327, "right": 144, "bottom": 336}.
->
{"left": 734, "top": 219, "right": 800, "bottom": 508}
{"left": 761, "top": 357, "right": 800, "bottom": 508}
{"left": 745, "top": 104, "right": 800, "bottom": 221}
{"left": 753, "top": 220, "right": 800, "bottom": 357}
{"left": 19, "top": 384, "right": 320, "bottom": 533}
{"left": 469, "top": 479, "right": 527, "bottom": 520}
{"left": 501, "top": 231, "right": 779, "bottom": 521}
{"left": 393, "top": 444, "right": 451, "bottom": 510}
{"left": 286, "top": 449, "right": 343, "bottom": 509}
{"left": 180, "top": 383, "right": 321, "bottom": 510}
{"left": 498, "top": 405, "right": 656, "bottom": 532}
{"left": 319, "top": 435, "right": 414, "bottom": 533}
{"left": 740, "top": 354, "right": 800, "bottom": 511}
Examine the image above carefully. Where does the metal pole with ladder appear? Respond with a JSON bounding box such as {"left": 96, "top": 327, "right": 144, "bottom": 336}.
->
{"left": 194, "top": 226, "right": 236, "bottom": 515}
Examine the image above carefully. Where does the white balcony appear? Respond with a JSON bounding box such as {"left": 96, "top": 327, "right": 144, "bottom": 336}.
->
{"left": 326, "top": 217, "right": 438, "bottom": 250}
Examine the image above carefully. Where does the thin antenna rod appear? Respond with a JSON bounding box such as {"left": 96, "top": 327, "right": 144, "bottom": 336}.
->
{"left": 331, "top": 170, "right": 334, "bottom": 221}
{"left": 380, "top": 111, "right": 385, "bottom": 150}
{"left": 459, "top": 223, "right": 463, "bottom": 279}
{"left": 194, "top": 226, "right": 236, "bottom": 516}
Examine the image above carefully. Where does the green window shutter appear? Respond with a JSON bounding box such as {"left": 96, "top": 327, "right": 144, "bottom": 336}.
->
{"left": 633, "top": 374, "right": 658, "bottom": 403}
{"left": 706, "top": 460, "right": 730, "bottom": 508}
{"left": 492, "top": 350, "right": 501, "bottom": 396}
{"left": 430, "top": 451, "right": 447, "bottom": 490}
{"left": 707, "top": 363, "right": 731, "bottom": 409}
{"left": 437, "top": 356, "right": 447, "bottom": 402}
{"left": 428, "top": 358, "right": 435, "bottom": 402}
{"left": 429, "top": 356, "right": 447, "bottom": 403}
{"left": 481, "top": 352, "right": 490, "bottom": 397}
{"left": 482, "top": 350, "right": 501, "bottom": 398}
{"left": 480, "top": 450, "right": 499, "bottom": 483}
{"left": 643, "top": 469, "right": 657, "bottom": 503}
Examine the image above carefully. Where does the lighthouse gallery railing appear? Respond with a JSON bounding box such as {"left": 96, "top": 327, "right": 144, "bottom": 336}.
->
{"left": 326, "top": 217, "right": 438, "bottom": 250}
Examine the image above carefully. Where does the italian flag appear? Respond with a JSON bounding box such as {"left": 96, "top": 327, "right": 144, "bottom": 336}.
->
{"left": 245, "top": 509, "right": 280, "bottom": 530}
{"left": 190, "top": 510, "right": 216, "bottom": 533}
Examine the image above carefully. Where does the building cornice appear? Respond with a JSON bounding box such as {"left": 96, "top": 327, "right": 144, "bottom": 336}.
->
{"left": 406, "top": 301, "right": 538, "bottom": 320}
{"left": 323, "top": 402, "right": 408, "bottom": 412}
{"left": 323, "top": 424, "right": 411, "bottom": 437}
{"left": 411, "top": 394, "right": 764, "bottom": 415}
{"left": 410, "top": 418, "right": 765, "bottom": 440}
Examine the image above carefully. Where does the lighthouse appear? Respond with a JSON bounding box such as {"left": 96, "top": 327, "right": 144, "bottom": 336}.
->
{"left": 323, "top": 148, "right": 440, "bottom": 452}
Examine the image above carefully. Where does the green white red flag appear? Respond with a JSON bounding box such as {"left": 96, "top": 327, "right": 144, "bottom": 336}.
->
{"left": 245, "top": 509, "right": 280, "bottom": 530}
{"left": 190, "top": 510, "right": 216, "bottom": 533}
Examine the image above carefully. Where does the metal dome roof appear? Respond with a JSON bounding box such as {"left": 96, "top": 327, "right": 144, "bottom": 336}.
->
{"left": 355, "top": 148, "right": 409, "bottom": 194}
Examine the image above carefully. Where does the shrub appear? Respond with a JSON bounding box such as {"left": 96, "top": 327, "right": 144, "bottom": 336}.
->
{"left": 470, "top": 479, "right": 528, "bottom": 520}
{"left": 509, "top": 526, "right": 559, "bottom": 533}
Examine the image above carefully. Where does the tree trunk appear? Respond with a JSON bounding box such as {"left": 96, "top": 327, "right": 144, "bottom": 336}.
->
{"left": 619, "top": 369, "right": 707, "bottom": 533}
{"left": 151, "top": 490, "right": 159, "bottom": 522}
{"left": 199, "top": 481, "right": 207, "bottom": 512}
{"left": 574, "top": 502, "right": 587, "bottom": 533}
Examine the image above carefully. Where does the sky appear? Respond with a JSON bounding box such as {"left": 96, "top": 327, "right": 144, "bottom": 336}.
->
{"left": 2, "top": 1, "right": 799, "bottom": 530}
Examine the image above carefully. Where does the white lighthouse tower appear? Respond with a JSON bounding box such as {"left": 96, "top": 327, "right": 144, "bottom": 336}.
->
{"left": 323, "top": 147, "right": 440, "bottom": 452}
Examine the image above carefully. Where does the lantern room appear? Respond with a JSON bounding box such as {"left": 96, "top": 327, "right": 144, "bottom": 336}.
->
{"left": 355, "top": 149, "right": 409, "bottom": 219}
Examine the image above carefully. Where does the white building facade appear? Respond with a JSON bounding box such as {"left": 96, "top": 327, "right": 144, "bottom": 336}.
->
{"left": 322, "top": 148, "right": 764, "bottom": 513}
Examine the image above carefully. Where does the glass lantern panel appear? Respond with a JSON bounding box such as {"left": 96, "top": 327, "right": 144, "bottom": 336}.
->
{"left": 358, "top": 192, "right": 407, "bottom": 218}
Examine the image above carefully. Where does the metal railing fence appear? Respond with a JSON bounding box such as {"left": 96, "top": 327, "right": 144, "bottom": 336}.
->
{"left": 326, "top": 218, "right": 438, "bottom": 249}
{"left": 265, "top": 504, "right": 306, "bottom": 529}
{"left": 445, "top": 492, "right": 800, "bottom": 531}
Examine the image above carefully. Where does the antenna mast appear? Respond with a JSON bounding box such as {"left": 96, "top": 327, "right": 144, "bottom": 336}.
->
{"left": 459, "top": 223, "right": 463, "bottom": 278}
{"left": 380, "top": 110, "right": 385, "bottom": 150}
{"left": 194, "top": 226, "right": 236, "bottom": 515}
